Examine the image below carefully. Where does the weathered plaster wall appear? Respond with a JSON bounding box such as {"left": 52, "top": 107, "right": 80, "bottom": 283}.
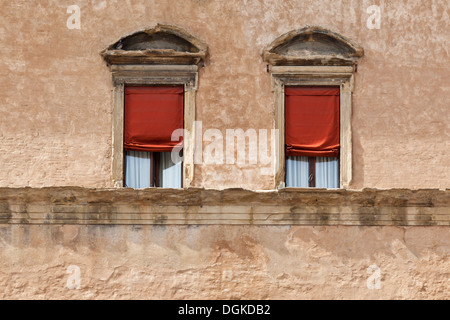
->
{"left": 0, "top": 0, "right": 448, "bottom": 189}
{"left": 1, "top": 1, "right": 448, "bottom": 301}
{"left": 0, "top": 224, "right": 449, "bottom": 300}
{"left": 0, "top": 187, "right": 448, "bottom": 299}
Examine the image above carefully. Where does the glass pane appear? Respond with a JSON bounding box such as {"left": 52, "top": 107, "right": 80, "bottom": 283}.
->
{"left": 315, "top": 157, "right": 339, "bottom": 189}
{"left": 159, "top": 152, "right": 182, "bottom": 188}
{"left": 286, "top": 156, "right": 309, "bottom": 188}
{"left": 125, "top": 151, "right": 151, "bottom": 189}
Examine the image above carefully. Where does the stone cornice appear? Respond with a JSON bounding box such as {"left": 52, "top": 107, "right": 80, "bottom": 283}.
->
{"left": 0, "top": 188, "right": 448, "bottom": 226}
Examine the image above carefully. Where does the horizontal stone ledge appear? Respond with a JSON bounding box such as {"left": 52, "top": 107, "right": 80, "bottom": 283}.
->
{"left": 1, "top": 219, "right": 448, "bottom": 227}
{"left": 4, "top": 206, "right": 448, "bottom": 215}
{"left": 2, "top": 210, "right": 449, "bottom": 219}
{"left": 0, "top": 187, "right": 448, "bottom": 226}
{"left": 3, "top": 212, "right": 450, "bottom": 219}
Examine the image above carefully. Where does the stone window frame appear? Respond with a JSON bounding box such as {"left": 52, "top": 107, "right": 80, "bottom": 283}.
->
{"left": 271, "top": 66, "right": 355, "bottom": 189}
{"left": 263, "top": 26, "right": 364, "bottom": 189}
{"left": 110, "top": 65, "right": 199, "bottom": 188}
{"left": 102, "top": 25, "right": 208, "bottom": 189}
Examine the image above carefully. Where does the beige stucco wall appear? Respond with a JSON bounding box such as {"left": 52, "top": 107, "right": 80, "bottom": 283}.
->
{"left": 0, "top": 224, "right": 449, "bottom": 299}
{"left": 0, "top": 1, "right": 448, "bottom": 301}
{"left": 0, "top": 0, "right": 448, "bottom": 190}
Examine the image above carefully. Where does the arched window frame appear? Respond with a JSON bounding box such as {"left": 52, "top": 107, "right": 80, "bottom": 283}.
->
{"left": 263, "top": 26, "right": 364, "bottom": 189}
{"left": 102, "top": 25, "right": 208, "bottom": 188}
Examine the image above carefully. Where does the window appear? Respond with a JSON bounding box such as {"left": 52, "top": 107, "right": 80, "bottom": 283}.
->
{"left": 285, "top": 87, "right": 340, "bottom": 188}
{"left": 101, "top": 25, "right": 208, "bottom": 188}
{"left": 124, "top": 86, "right": 184, "bottom": 188}
{"left": 263, "top": 26, "right": 364, "bottom": 189}
{"left": 125, "top": 151, "right": 182, "bottom": 188}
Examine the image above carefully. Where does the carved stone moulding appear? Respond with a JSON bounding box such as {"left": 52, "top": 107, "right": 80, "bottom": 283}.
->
{"left": 101, "top": 24, "right": 209, "bottom": 66}
{"left": 263, "top": 26, "right": 364, "bottom": 66}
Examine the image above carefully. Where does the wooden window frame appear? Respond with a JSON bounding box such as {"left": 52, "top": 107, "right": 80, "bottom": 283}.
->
{"left": 272, "top": 66, "right": 354, "bottom": 189}
{"left": 111, "top": 65, "right": 198, "bottom": 188}
{"left": 308, "top": 156, "right": 316, "bottom": 188}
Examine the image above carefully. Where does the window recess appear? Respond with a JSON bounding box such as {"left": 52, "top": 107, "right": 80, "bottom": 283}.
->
{"left": 123, "top": 86, "right": 184, "bottom": 189}
{"left": 285, "top": 86, "right": 340, "bottom": 189}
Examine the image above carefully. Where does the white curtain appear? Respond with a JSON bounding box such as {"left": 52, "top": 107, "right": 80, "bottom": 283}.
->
{"left": 125, "top": 151, "right": 151, "bottom": 189}
{"left": 286, "top": 156, "right": 309, "bottom": 188}
{"left": 286, "top": 156, "right": 339, "bottom": 188}
{"left": 315, "top": 157, "right": 339, "bottom": 189}
{"left": 159, "top": 152, "right": 182, "bottom": 188}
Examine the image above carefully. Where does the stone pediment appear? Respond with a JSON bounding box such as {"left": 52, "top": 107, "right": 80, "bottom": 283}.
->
{"left": 263, "top": 26, "right": 364, "bottom": 66}
{"left": 101, "top": 24, "right": 208, "bottom": 65}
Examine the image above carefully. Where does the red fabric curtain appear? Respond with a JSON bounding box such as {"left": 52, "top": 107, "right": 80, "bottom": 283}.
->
{"left": 124, "top": 86, "right": 184, "bottom": 152}
{"left": 285, "top": 87, "right": 340, "bottom": 157}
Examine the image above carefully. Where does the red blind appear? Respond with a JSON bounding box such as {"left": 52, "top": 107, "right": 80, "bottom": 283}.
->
{"left": 285, "top": 87, "right": 340, "bottom": 157}
{"left": 124, "top": 86, "right": 184, "bottom": 152}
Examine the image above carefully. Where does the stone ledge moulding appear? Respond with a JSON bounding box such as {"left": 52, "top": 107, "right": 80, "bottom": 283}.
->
{"left": 0, "top": 188, "right": 448, "bottom": 226}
